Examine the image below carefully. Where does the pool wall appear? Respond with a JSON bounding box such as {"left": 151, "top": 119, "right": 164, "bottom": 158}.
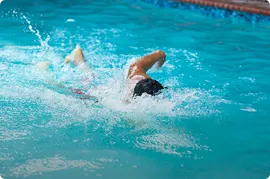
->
{"left": 134, "top": 0, "right": 270, "bottom": 23}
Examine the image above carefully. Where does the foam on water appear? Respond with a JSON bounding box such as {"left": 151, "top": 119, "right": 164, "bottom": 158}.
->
{"left": 0, "top": 63, "right": 7, "bottom": 70}
{"left": 10, "top": 156, "right": 115, "bottom": 177}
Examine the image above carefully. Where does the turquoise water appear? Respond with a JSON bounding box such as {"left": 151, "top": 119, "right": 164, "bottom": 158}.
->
{"left": 1, "top": 0, "right": 270, "bottom": 178}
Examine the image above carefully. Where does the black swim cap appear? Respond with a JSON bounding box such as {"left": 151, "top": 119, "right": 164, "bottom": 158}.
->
{"left": 133, "top": 78, "right": 164, "bottom": 97}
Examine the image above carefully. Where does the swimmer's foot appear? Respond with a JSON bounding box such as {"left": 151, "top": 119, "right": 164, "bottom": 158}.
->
{"left": 64, "top": 46, "right": 85, "bottom": 66}
{"left": 64, "top": 55, "right": 72, "bottom": 64}
{"left": 36, "top": 61, "right": 51, "bottom": 71}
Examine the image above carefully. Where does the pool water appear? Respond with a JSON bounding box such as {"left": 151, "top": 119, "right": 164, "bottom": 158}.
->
{"left": 0, "top": 0, "right": 270, "bottom": 178}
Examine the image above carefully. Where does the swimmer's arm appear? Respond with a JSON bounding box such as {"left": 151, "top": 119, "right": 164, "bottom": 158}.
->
{"left": 128, "top": 50, "right": 166, "bottom": 78}
{"left": 138, "top": 50, "right": 166, "bottom": 70}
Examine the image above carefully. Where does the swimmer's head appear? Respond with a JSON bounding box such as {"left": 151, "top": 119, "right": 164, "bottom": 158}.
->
{"left": 133, "top": 78, "right": 164, "bottom": 97}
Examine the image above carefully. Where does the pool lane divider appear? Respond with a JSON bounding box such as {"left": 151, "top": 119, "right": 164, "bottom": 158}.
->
{"left": 136, "top": 0, "right": 270, "bottom": 23}
{"left": 176, "top": 0, "right": 270, "bottom": 16}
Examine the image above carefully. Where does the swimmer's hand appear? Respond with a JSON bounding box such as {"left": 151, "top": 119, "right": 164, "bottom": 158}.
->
{"left": 151, "top": 57, "right": 166, "bottom": 70}
{"left": 151, "top": 50, "right": 166, "bottom": 69}
{"left": 156, "top": 50, "right": 166, "bottom": 68}
{"left": 157, "top": 57, "right": 165, "bottom": 68}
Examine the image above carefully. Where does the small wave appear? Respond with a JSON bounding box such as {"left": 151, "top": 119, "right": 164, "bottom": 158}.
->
{"left": 240, "top": 107, "right": 257, "bottom": 112}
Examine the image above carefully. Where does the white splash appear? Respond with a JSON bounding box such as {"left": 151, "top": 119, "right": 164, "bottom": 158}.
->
{"left": 0, "top": 0, "right": 4, "bottom": 4}
{"left": 22, "top": 15, "right": 51, "bottom": 47}
{"left": 0, "top": 175, "right": 4, "bottom": 179}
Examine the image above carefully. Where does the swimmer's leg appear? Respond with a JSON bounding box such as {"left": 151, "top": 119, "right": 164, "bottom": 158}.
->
{"left": 65, "top": 46, "right": 93, "bottom": 74}
{"left": 64, "top": 46, "right": 86, "bottom": 66}
{"left": 37, "top": 46, "right": 87, "bottom": 71}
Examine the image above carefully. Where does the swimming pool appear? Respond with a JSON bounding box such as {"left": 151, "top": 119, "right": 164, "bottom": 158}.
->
{"left": 0, "top": 0, "right": 270, "bottom": 178}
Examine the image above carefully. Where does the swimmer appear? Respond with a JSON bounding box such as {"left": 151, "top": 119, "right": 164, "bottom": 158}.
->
{"left": 127, "top": 50, "right": 166, "bottom": 97}
{"left": 37, "top": 47, "right": 166, "bottom": 98}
